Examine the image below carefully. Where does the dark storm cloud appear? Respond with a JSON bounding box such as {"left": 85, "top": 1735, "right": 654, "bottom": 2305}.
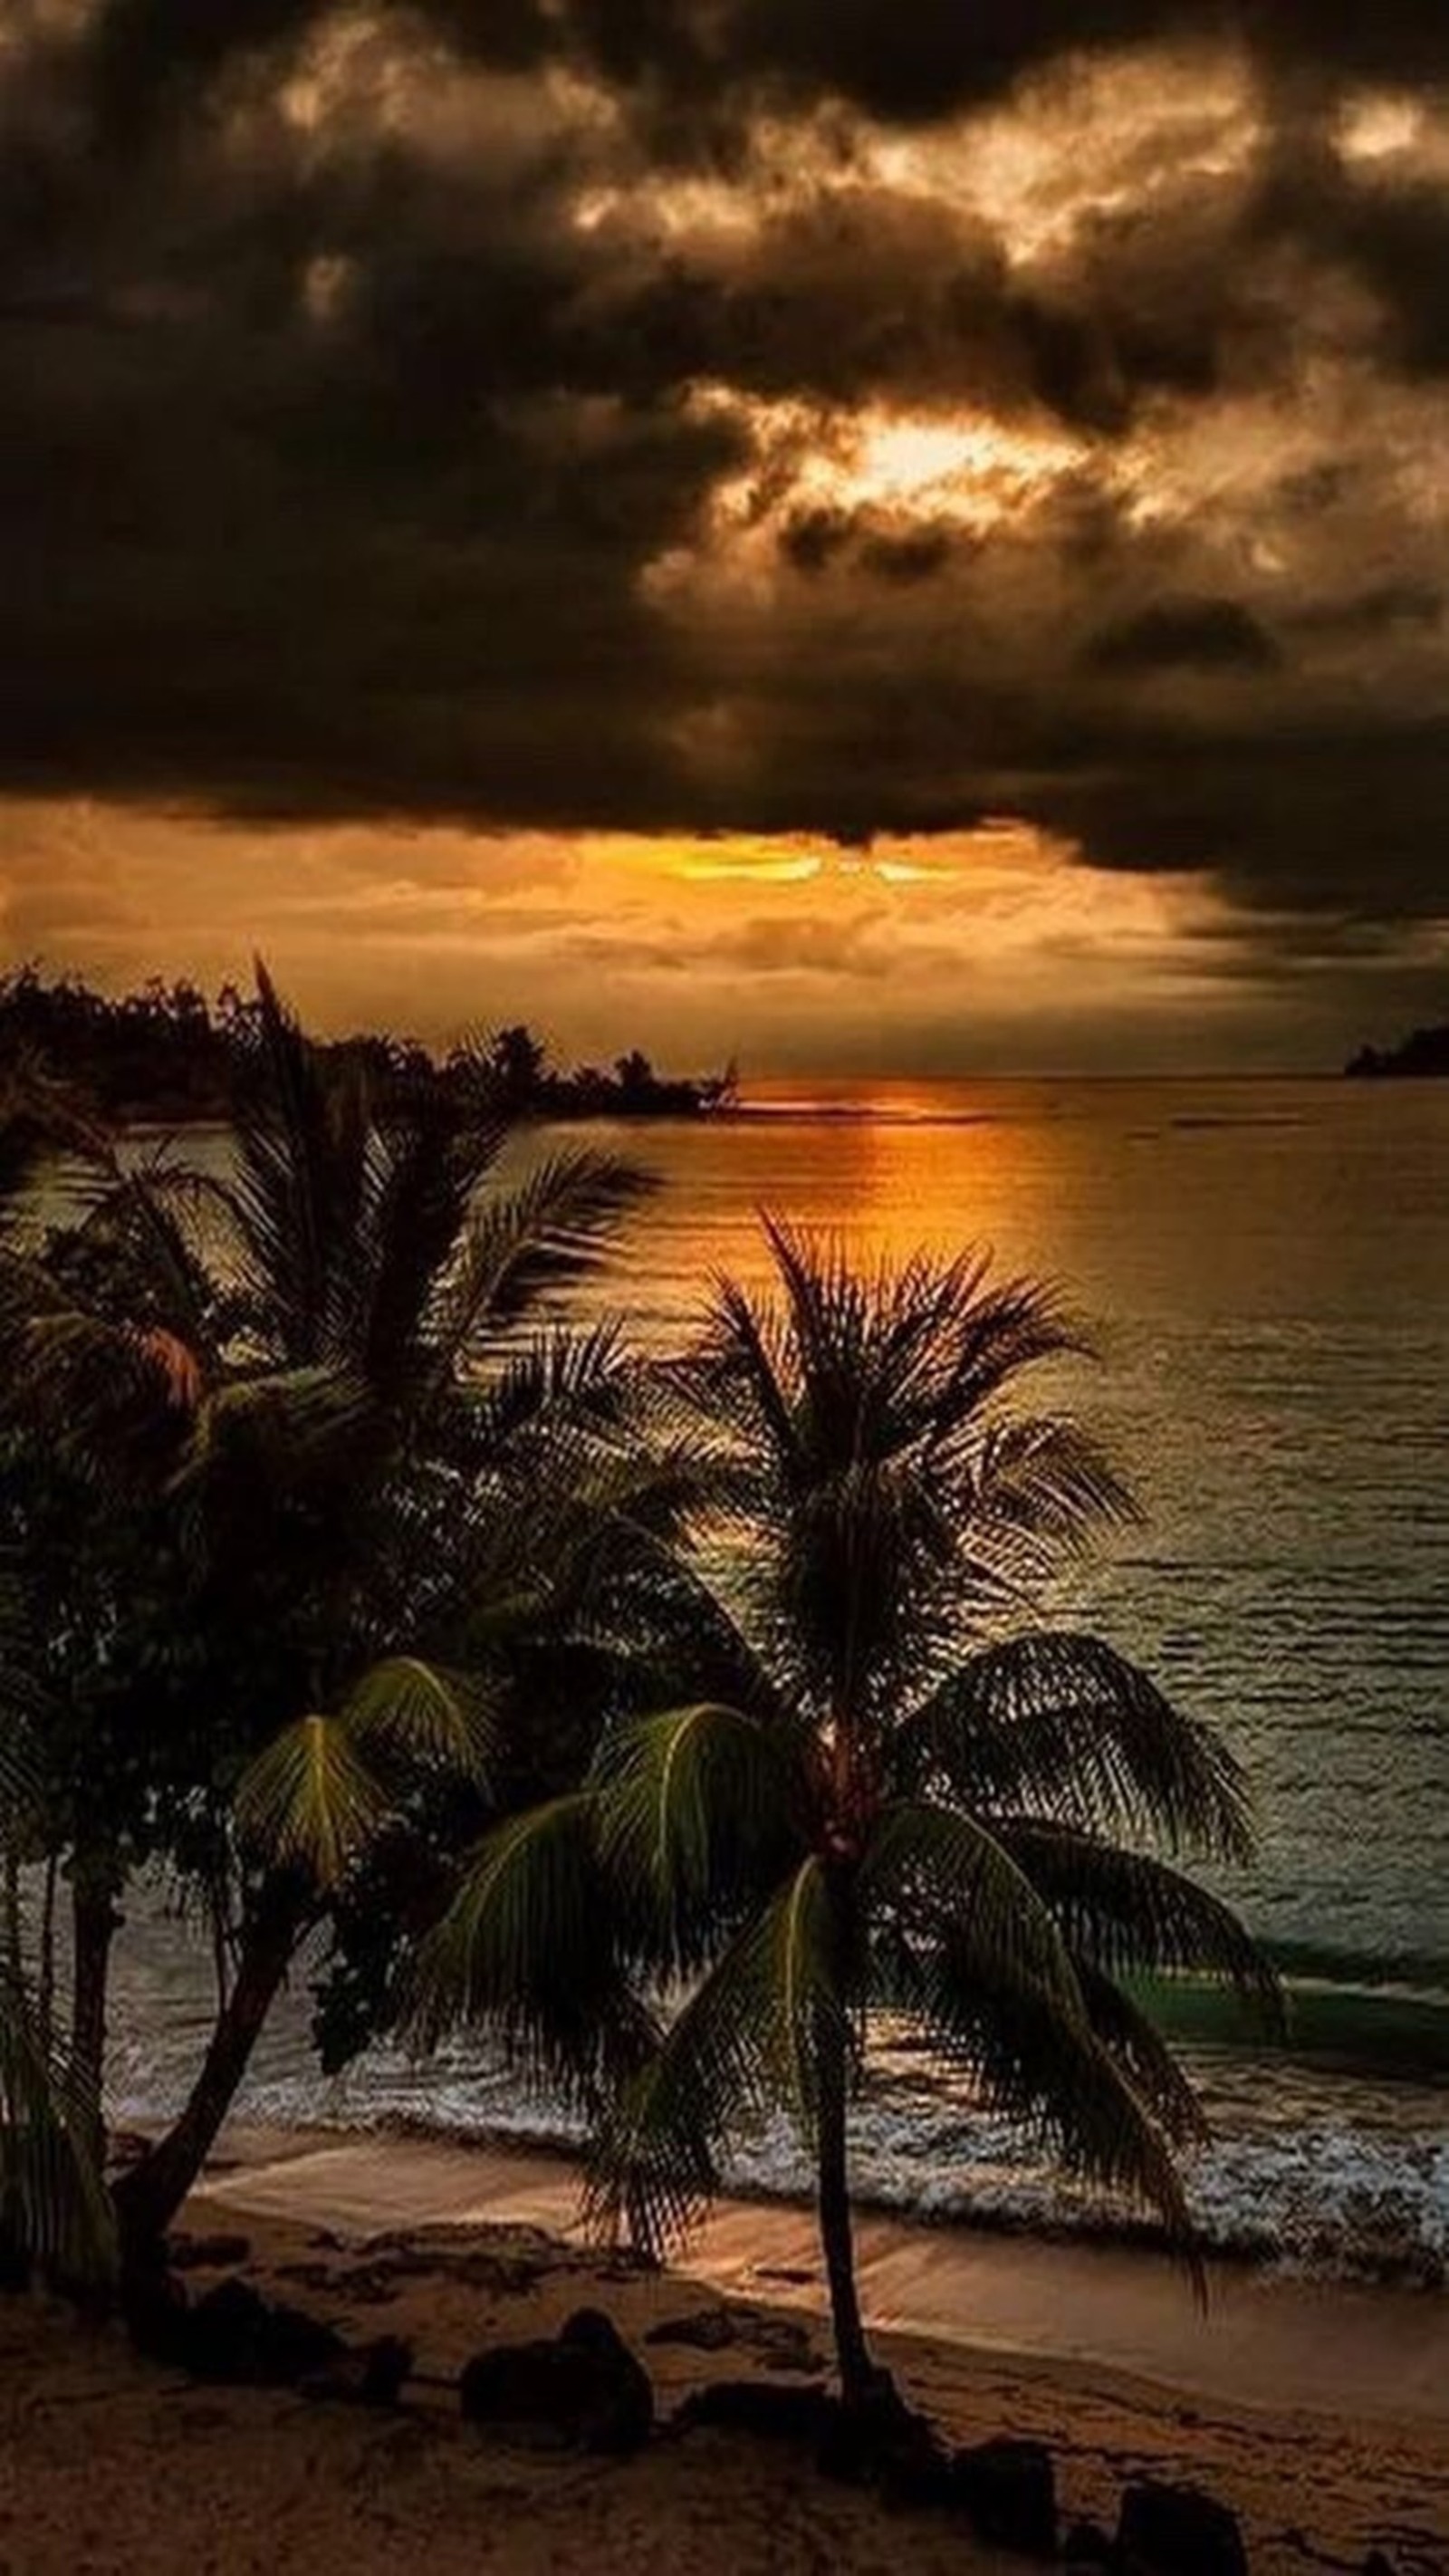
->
{"left": 75, "top": 1, "right": 1449, "bottom": 138}
{"left": 2, "top": 0, "right": 1449, "bottom": 957}
{"left": 1084, "top": 600, "right": 1282, "bottom": 675}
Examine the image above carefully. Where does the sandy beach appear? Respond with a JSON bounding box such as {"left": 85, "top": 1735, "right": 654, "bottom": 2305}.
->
{"left": 3, "top": 2125, "right": 1445, "bottom": 2575}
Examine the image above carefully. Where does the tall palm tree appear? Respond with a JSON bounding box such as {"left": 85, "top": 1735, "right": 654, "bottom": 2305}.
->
{"left": 0, "top": 968, "right": 660, "bottom": 2260}
{"left": 416, "top": 1220, "right": 1281, "bottom": 2409}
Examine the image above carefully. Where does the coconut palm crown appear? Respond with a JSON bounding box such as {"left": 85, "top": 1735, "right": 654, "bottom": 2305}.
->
{"left": 416, "top": 1218, "right": 1282, "bottom": 2405}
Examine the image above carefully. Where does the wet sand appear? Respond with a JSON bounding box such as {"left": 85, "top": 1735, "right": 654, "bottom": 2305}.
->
{"left": 197, "top": 2124, "right": 1449, "bottom": 2423}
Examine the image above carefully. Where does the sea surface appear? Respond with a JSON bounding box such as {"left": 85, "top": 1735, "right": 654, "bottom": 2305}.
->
{"left": 94, "top": 1076, "right": 1449, "bottom": 2280}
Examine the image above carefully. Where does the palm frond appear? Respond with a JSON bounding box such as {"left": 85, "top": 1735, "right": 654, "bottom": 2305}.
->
{"left": 226, "top": 964, "right": 345, "bottom": 1360}
{"left": 342, "top": 1657, "right": 498, "bottom": 1789}
{"left": 860, "top": 1799, "right": 1084, "bottom": 2018}
{"left": 594, "top": 1703, "right": 802, "bottom": 1968}
{"left": 433, "top": 1150, "right": 652, "bottom": 1369}
{"left": 81, "top": 1146, "right": 224, "bottom": 1378}
{"left": 700, "top": 1261, "right": 807, "bottom": 1473}
{"left": 999, "top": 1821, "right": 1284, "bottom": 2030}
{"left": 878, "top": 1923, "right": 1200, "bottom": 2276}
{"left": 468, "top": 1321, "right": 637, "bottom": 1458}
{"left": 408, "top": 1793, "right": 657, "bottom": 2101}
{"left": 899, "top": 1632, "right": 1254, "bottom": 1860}
{"left": 950, "top": 1415, "right": 1139, "bottom": 1563}
{"left": 348, "top": 1101, "right": 514, "bottom": 1400}
{"left": 588, "top": 1856, "right": 843, "bottom": 2256}
{"left": 1070, "top": 1958, "right": 1208, "bottom": 2149}
{"left": 0, "top": 1966, "right": 115, "bottom": 2287}
{"left": 234, "top": 1711, "right": 393, "bottom": 1891}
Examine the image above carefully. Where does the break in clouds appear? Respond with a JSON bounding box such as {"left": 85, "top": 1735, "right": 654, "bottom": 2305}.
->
{"left": 4, "top": 0, "right": 1449, "bottom": 1014}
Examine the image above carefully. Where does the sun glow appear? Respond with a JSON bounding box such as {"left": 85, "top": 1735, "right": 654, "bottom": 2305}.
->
{"left": 675, "top": 388, "right": 1086, "bottom": 570}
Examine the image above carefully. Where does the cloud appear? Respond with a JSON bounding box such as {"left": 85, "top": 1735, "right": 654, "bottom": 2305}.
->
{"left": 1083, "top": 598, "right": 1282, "bottom": 674}
{"left": 2, "top": 0, "right": 1449, "bottom": 1049}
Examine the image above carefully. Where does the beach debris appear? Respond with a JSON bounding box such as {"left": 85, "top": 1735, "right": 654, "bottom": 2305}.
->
{"left": 166, "top": 2231, "right": 252, "bottom": 2273}
{"left": 300, "top": 2333, "right": 415, "bottom": 2408}
{"left": 458, "top": 2305, "right": 654, "bottom": 2455}
{"left": 646, "top": 2302, "right": 824, "bottom": 2372}
{"left": 644, "top": 2306, "right": 740, "bottom": 2352}
{"left": 953, "top": 2437, "right": 1059, "bottom": 2558}
{"left": 1118, "top": 2479, "right": 1249, "bottom": 2576}
{"left": 749, "top": 2313, "right": 823, "bottom": 2374}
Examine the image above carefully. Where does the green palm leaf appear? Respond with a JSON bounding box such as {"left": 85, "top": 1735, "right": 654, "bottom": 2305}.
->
{"left": 877, "top": 1921, "right": 1199, "bottom": 2273}
{"left": 411, "top": 1793, "right": 657, "bottom": 2101}
{"left": 588, "top": 1857, "right": 844, "bottom": 2256}
{"left": 594, "top": 1702, "right": 801, "bottom": 1967}
{"left": 1070, "top": 1958, "right": 1208, "bottom": 2150}
{"left": 234, "top": 1711, "right": 393, "bottom": 1891}
{"left": 342, "top": 1657, "right": 499, "bottom": 1788}
{"left": 899, "top": 1632, "right": 1254, "bottom": 1860}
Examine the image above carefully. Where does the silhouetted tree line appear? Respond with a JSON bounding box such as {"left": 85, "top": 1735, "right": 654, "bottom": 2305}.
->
{"left": 0, "top": 968, "right": 737, "bottom": 1122}
{"left": 1345, "top": 1022, "right": 1449, "bottom": 1079}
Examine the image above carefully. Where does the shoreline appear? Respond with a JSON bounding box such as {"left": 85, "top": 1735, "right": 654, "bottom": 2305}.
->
{"left": 4, "top": 2121, "right": 1444, "bottom": 2576}
{"left": 193, "top": 2121, "right": 1449, "bottom": 2427}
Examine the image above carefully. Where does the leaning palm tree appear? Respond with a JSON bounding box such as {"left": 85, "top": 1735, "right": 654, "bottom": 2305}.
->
{"left": 415, "top": 1220, "right": 1281, "bottom": 2409}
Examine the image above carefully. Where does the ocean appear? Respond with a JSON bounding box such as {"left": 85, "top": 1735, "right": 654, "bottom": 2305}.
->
{"left": 99, "top": 1075, "right": 1449, "bottom": 2280}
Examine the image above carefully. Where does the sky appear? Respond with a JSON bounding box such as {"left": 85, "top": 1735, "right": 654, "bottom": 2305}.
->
{"left": 3, "top": 1, "right": 1449, "bottom": 1072}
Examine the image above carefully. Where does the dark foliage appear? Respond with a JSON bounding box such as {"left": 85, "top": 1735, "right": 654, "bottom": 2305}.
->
{"left": 0, "top": 969, "right": 737, "bottom": 1125}
{"left": 1346, "top": 1022, "right": 1449, "bottom": 1079}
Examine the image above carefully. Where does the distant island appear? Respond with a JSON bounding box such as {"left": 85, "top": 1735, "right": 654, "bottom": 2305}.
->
{"left": 1345, "top": 1023, "right": 1449, "bottom": 1079}
{"left": 0, "top": 966, "right": 737, "bottom": 1123}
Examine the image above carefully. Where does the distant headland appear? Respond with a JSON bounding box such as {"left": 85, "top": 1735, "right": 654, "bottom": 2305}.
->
{"left": 0, "top": 966, "right": 737, "bottom": 1123}
{"left": 1344, "top": 1023, "right": 1449, "bottom": 1079}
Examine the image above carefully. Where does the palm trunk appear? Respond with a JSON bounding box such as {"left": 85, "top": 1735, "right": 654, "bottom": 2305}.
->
{"left": 70, "top": 1872, "right": 120, "bottom": 2172}
{"left": 814, "top": 2003, "right": 873, "bottom": 2408}
{"left": 111, "top": 1882, "right": 303, "bottom": 2260}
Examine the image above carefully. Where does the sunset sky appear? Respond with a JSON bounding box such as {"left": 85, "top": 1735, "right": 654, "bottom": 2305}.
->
{"left": 4, "top": 1, "right": 1449, "bottom": 1070}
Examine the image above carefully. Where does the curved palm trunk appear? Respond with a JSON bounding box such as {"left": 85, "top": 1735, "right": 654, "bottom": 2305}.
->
{"left": 110, "top": 1882, "right": 303, "bottom": 2260}
{"left": 814, "top": 2004, "right": 873, "bottom": 2408}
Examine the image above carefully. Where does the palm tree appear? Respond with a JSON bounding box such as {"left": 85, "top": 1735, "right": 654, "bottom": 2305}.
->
{"left": 415, "top": 1221, "right": 1281, "bottom": 2410}
{"left": 0, "top": 967, "right": 659, "bottom": 2261}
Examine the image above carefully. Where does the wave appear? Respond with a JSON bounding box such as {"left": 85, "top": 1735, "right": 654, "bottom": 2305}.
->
{"left": 206, "top": 2070, "right": 1449, "bottom": 2292}
{"left": 113, "top": 2008, "right": 1448, "bottom": 2294}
